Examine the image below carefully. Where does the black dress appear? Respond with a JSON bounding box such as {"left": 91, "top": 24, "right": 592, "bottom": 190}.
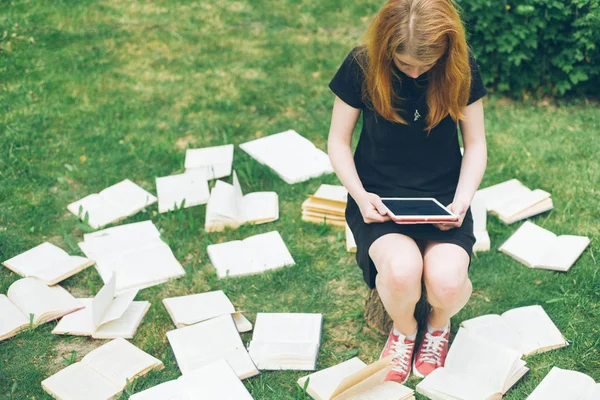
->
{"left": 329, "top": 47, "right": 487, "bottom": 289}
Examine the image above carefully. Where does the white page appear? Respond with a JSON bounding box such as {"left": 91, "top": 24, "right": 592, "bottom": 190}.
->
{"left": 41, "top": 363, "right": 122, "bottom": 400}
{"left": 53, "top": 298, "right": 95, "bottom": 336}
{"left": 33, "top": 255, "right": 94, "bottom": 286}
{"left": 444, "top": 328, "right": 523, "bottom": 394}
{"left": 82, "top": 338, "right": 163, "bottom": 388}
{"left": 239, "top": 130, "right": 333, "bottom": 184}
{"left": 92, "top": 274, "right": 117, "bottom": 328}
{"left": 298, "top": 357, "right": 366, "bottom": 400}
{"left": 162, "top": 290, "right": 235, "bottom": 326}
{"left": 205, "top": 180, "right": 240, "bottom": 221}
{"left": 416, "top": 367, "right": 493, "bottom": 400}
{"left": 100, "top": 289, "right": 138, "bottom": 326}
{"left": 242, "top": 192, "right": 279, "bottom": 224}
{"left": 346, "top": 223, "right": 357, "bottom": 252}
{"left": 0, "top": 294, "right": 29, "bottom": 339}
{"left": 68, "top": 193, "right": 123, "bottom": 229}
{"left": 461, "top": 314, "right": 523, "bottom": 354}
{"left": 184, "top": 144, "right": 234, "bottom": 180}
{"left": 476, "top": 179, "right": 528, "bottom": 211}
{"left": 471, "top": 194, "right": 487, "bottom": 233}
{"left": 499, "top": 221, "right": 557, "bottom": 267}
{"left": 83, "top": 220, "right": 161, "bottom": 242}
{"left": 491, "top": 189, "right": 550, "bottom": 220}
{"left": 3, "top": 242, "right": 68, "bottom": 277}
{"left": 129, "top": 380, "right": 187, "bottom": 400}
{"left": 585, "top": 385, "right": 600, "bottom": 400}
{"left": 312, "top": 184, "right": 348, "bottom": 203}
{"left": 166, "top": 314, "right": 257, "bottom": 379}
{"left": 473, "top": 230, "right": 491, "bottom": 252}
{"left": 206, "top": 240, "right": 253, "bottom": 278}
{"left": 527, "top": 367, "right": 595, "bottom": 400}
{"left": 99, "top": 179, "right": 157, "bottom": 218}
{"left": 536, "top": 235, "right": 590, "bottom": 271}
{"left": 243, "top": 231, "right": 295, "bottom": 273}
{"left": 248, "top": 341, "right": 320, "bottom": 370}
{"left": 7, "top": 278, "right": 81, "bottom": 325}
{"left": 156, "top": 171, "right": 210, "bottom": 213}
{"left": 500, "top": 305, "right": 566, "bottom": 355}
{"left": 93, "top": 301, "right": 150, "bottom": 339}
{"left": 348, "top": 381, "right": 414, "bottom": 400}
{"left": 180, "top": 359, "right": 254, "bottom": 399}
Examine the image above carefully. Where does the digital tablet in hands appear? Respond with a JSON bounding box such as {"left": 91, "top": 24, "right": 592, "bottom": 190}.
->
{"left": 381, "top": 197, "right": 459, "bottom": 224}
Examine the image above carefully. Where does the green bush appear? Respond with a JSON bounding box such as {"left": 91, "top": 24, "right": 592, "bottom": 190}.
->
{"left": 459, "top": 0, "right": 600, "bottom": 97}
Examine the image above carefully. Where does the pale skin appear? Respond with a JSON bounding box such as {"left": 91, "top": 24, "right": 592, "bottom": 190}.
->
{"left": 328, "top": 53, "right": 487, "bottom": 336}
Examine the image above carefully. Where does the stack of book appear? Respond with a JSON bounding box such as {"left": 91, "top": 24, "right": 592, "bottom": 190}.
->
{"left": 302, "top": 184, "right": 348, "bottom": 228}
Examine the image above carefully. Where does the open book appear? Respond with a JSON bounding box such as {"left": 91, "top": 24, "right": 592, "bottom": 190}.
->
{"left": 499, "top": 221, "right": 590, "bottom": 271}
{"left": 67, "top": 179, "right": 157, "bottom": 229}
{"left": 41, "top": 338, "right": 163, "bottom": 400}
{"left": 155, "top": 170, "right": 210, "bottom": 213}
{"left": 346, "top": 224, "right": 357, "bottom": 253}
{"left": 302, "top": 184, "right": 347, "bottom": 227}
{"left": 184, "top": 144, "right": 234, "bottom": 180}
{"left": 162, "top": 290, "right": 252, "bottom": 332}
{"left": 460, "top": 304, "right": 568, "bottom": 356}
{"left": 1, "top": 278, "right": 82, "bottom": 341}
{"left": 298, "top": 356, "right": 415, "bottom": 400}
{"left": 205, "top": 171, "right": 278, "bottom": 232}
{"left": 53, "top": 275, "right": 150, "bottom": 339}
{"left": 248, "top": 313, "right": 323, "bottom": 370}
{"left": 416, "top": 328, "right": 529, "bottom": 400}
{"left": 239, "top": 130, "right": 334, "bottom": 184}
{"left": 526, "top": 367, "right": 600, "bottom": 400}
{"left": 207, "top": 231, "right": 295, "bottom": 279}
{"left": 475, "top": 179, "right": 553, "bottom": 224}
{"left": 129, "top": 359, "right": 253, "bottom": 400}
{"left": 471, "top": 194, "right": 490, "bottom": 252}
{"left": 166, "top": 314, "right": 259, "bottom": 379}
{"left": 2, "top": 242, "right": 94, "bottom": 285}
{"left": 79, "top": 221, "right": 185, "bottom": 293}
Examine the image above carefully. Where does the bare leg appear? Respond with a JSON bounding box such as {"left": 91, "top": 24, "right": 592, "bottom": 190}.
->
{"left": 422, "top": 242, "right": 472, "bottom": 329}
{"left": 369, "top": 233, "right": 424, "bottom": 336}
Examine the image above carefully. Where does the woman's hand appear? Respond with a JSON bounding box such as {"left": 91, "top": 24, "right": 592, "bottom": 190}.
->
{"left": 434, "top": 200, "right": 469, "bottom": 231}
{"left": 356, "top": 192, "right": 391, "bottom": 224}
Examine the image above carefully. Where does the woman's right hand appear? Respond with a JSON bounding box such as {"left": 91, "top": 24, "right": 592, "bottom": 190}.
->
{"left": 355, "top": 192, "right": 391, "bottom": 224}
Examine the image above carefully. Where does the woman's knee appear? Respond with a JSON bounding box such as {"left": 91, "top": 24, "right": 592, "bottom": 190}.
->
{"left": 426, "top": 271, "right": 471, "bottom": 305}
{"left": 375, "top": 254, "right": 423, "bottom": 297}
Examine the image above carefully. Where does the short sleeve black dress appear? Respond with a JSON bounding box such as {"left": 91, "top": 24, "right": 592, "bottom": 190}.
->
{"left": 329, "top": 47, "right": 487, "bottom": 289}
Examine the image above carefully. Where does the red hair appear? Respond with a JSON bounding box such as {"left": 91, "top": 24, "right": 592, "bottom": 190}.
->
{"left": 357, "top": 0, "right": 471, "bottom": 131}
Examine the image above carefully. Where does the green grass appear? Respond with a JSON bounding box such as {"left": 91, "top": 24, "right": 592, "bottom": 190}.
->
{"left": 1, "top": 0, "right": 599, "bottom": 399}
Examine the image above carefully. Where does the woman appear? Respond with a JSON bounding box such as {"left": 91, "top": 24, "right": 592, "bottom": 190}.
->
{"left": 327, "top": 0, "right": 487, "bottom": 384}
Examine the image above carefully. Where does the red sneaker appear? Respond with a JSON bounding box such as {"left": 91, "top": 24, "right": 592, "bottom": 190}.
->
{"left": 413, "top": 326, "right": 450, "bottom": 378}
{"left": 381, "top": 330, "right": 416, "bottom": 384}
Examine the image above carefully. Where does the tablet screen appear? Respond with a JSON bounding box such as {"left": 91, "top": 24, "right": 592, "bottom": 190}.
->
{"left": 382, "top": 199, "right": 451, "bottom": 217}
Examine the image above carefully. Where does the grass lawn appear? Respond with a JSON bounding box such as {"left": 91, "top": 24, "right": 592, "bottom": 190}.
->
{"left": 1, "top": 0, "right": 599, "bottom": 398}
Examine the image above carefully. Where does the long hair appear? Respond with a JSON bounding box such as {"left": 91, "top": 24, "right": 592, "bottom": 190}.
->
{"left": 357, "top": 0, "right": 471, "bottom": 131}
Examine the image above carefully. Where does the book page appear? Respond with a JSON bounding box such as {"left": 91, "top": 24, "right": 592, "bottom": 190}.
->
{"left": 93, "top": 301, "right": 150, "bottom": 339}
{"left": 83, "top": 338, "right": 163, "bottom": 388}
{"left": 476, "top": 179, "right": 527, "bottom": 211}
{"left": 444, "top": 328, "right": 523, "bottom": 394}
{"left": 99, "top": 179, "right": 157, "bottom": 218}
{"left": 473, "top": 231, "right": 491, "bottom": 252}
{"left": 471, "top": 194, "right": 487, "bottom": 233}
{"left": 207, "top": 240, "right": 254, "bottom": 278}
{"left": 83, "top": 220, "right": 161, "bottom": 242}
{"left": 461, "top": 314, "right": 523, "bottom": 354}
{"left": 184, "top": 144, "right": 234, "bottom": 180}
{"left": 346, "top": 224, "right": 357, "bottom": 253}
{"left": 312, "top": 184, "right": 348, "bottom": 203}
{"left": 500, "top": 305, "right": 567, "bottom": 355}
{"left": 491, "top": 189, "right": 550, "bottom": 220}
{"left": 33, "top": 255, "right": 94, "bottom": 286}
{"left": 41, "top": 363, "right": 122, "bottom": 400}
{"left": 162, "top": 290, "right": 235, "bottom": 326}
{"left": 99, "top": 288, "right": 138, "bottom": 326}
{"left": 243, "top": 231, "right": 295, "bottom": 273}
{"left": 298, "top": 357, "right": 366, "bottom": 400}
{"left": 181, "top": 359, "right": 254, "bottom": 399}
{"left": 3, "top": 242, "right": 68, "bottom": 277}
{"left": 0, "top": 294, "right": 29, "bottom": 340}
{"left": 68, "top": 193, "right": 122, "bottom": 229}
{"left": 416, "top": 367, "right": 494, "bottom": 400}
{"left": 129, "top": 380, "right": 187, "bottom": 400}
{"left": 7, "top": 278, "right": 81, "bottom": 325}
{"left": 499, "top": 221, "right": 557, "bottom": 267}
{"left": 536, "top": 235, "right": 590, "bottom": 271}
{"left": 52, "top": 298, "right": 95, "bottom": 336}
{"left": 232, "top": 312, "right": 253, "bottom": 333}
{"left": 527, "top": 367, "right": 595, "bottom": 400}
{"left": 584, "top": 384, "right": 600, "bottom": 400}
{"left": 156, "top": 171, "right": 210, "bottom": 213}
{"left": 166, "top": 314, "right": 257, "bottom": 379}
{"left": 92, "top": 274, "right": 117, "bottom": 328}
{"left": 248, "top": 341, "right": 319, "bottom": 370}
{"left": 205, "top": 180, "right": 240, "bottom": 221}
{"left": 242, "top": 191, "right": 279, "bottom": 224}
{"left": 346, "top": 381, "right": 414, "bottom": 400}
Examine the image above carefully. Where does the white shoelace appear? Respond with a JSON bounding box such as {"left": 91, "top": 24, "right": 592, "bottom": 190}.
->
{"left": 390, "top": 340, "right": 415, "bottom": 372}
{"left": 418, "top": 331, "right": 448, "bottom": 364}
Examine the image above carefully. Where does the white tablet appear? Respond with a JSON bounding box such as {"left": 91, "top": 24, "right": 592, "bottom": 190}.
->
{"left": 381, "top": 197, "right": 458, "bottom": 224}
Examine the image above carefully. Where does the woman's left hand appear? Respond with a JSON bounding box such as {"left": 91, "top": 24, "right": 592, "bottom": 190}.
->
{"left": 434, "top": 201, "right": 469, "bottom": 231}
